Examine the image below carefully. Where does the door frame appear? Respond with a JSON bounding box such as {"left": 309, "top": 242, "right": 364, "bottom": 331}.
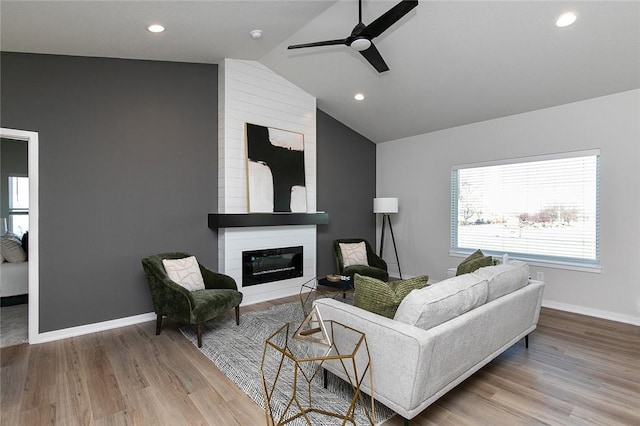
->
{"left": 1, "top": 127, "right": 39, "bottom": 344}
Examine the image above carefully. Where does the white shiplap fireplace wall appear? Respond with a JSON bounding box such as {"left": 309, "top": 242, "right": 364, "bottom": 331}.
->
{"left": 218, "top": 59, "right": 317, "bottom": 305}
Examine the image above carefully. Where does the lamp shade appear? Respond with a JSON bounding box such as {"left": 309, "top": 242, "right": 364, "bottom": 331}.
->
{"left": 373, "top": 197, "right": 398, "bottom": 214}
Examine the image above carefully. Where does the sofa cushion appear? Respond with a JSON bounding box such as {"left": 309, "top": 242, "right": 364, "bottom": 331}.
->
{"left": 354, "top": 274, "right": 429, "bottom": 318}
{"left": 456, "top": 249, "right": 493, "bottom": 276}
{"left": 394, "top": 273, "right": 488, "bottom": 330}
{"left": 340, "top": 242, "right": 369, "bottom": 267}
{"left": 473, "top": 260, "right": 530, "bottom": 302}
{"left": 162, "top": 256, "right": 206, "bottom": 291}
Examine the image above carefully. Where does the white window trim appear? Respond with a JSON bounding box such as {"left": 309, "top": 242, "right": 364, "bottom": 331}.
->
{"left": 451, "top": 149, "right": 601, "bottom": 272}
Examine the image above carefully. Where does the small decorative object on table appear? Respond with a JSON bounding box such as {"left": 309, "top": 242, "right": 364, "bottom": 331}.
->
{"left": 326, "top": 274, "right": 341, "bottom": 283}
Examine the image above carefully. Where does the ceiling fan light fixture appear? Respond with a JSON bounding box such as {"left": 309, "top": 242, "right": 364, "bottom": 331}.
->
{"left": 556, "top": 12, "right": 577, "bottom": 27}
{"left": 350, "top": 38, "right": 371, "bottom": 52}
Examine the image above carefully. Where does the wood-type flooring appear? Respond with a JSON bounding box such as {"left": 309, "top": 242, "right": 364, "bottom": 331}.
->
{"left": 2, "top": 295, "right": 638, "bottom": 425}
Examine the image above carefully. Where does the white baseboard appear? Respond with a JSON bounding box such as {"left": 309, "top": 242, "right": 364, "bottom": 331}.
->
{"left": 29, "top": 296, "right": 637, "bottom": 345}
{"left": 31, "top": 312, "right": 156, "bottom": 345}
{"left": 542, "top": 299, "right": 640, "bottom": 326}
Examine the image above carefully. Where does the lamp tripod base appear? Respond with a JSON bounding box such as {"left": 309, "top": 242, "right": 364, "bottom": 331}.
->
{"left": 379, "top": 214, "right": 402, "bottom": 280}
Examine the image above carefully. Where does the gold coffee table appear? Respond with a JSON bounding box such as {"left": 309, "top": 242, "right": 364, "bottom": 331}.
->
{"left": 260, "top": 310, "right": 374, "bottom": 426}
{"left": 299, "top": 276, "right": 354, "bottom": 316}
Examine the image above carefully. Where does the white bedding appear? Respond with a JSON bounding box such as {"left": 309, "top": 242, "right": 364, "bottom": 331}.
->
{"left": 0, "top": 261, "right": 28, "bottom": 297}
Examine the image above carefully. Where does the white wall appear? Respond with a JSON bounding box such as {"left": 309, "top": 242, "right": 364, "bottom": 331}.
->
{"left": 377, "top": 89, "right": 640, "bottom": 325}
{"left": 218, "top": 59, "right": 318, "bottom": 305}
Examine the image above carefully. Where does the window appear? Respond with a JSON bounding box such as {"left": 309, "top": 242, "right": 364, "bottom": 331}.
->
{"left": 8, "top": 176, "right": 29, "bottom": 236}
{"left": 451, "top": 150, "right": 600, "bottom": 268}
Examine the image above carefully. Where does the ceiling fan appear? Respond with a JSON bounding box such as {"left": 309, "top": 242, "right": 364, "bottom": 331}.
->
{"left": 288, "top": 0, "right": 419, "bottom": 73}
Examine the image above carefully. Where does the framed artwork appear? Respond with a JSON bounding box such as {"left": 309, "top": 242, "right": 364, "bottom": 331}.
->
{"left": 245, "top": 123, "right": 307, "bottom": 213}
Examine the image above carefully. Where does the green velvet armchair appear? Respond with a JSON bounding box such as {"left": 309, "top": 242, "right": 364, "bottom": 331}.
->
{"left": 333, "top": 238, "right": 389, "bottom": 282}
{"left": 141, "top": 252, "right": 243, "bottom": 348}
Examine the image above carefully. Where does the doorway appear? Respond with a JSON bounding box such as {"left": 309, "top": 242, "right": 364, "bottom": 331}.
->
{"left": 0, "top": 128, "right": 39, "bottom": 344}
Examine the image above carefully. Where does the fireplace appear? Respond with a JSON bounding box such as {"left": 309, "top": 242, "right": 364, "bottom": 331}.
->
{"left": 242, "top": 246, "right": 303, "bottom": 286}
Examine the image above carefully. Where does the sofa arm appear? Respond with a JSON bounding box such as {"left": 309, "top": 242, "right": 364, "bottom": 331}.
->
{"left": 313, "top": 298, "right": 435, "bottom": 417}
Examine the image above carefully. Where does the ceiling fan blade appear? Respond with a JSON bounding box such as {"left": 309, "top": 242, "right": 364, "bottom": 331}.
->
{"left": 359, "top": 43, "right": 389, "bottom": 73}
{"left": 288, "top": 39, "right": 347, "bottom": 50}
{"left": 363, "top": 0, "right": 418, "bottom": 39}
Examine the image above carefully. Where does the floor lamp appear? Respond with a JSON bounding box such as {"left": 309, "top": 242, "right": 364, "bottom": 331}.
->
{"left": 374, "top": 197, "right": 402, "bottom": 279}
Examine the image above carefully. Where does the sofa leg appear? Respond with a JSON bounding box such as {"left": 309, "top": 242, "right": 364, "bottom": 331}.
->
{"left": 403, "top": 417, "right": 410, "bottom": 426}
{"left": 156, "top": 314, "right": 163, "bottom": 336}
{"left": 525, "top": 334, "right": 529, "bottom": 348}
{"left": 323, "top": 368, "right": 328, "bottom": 389}
{"left": 197, "top": 323, "right": 203, "bottom": 348}
{"left": 235, "top": 306, "right": 240, "bottom": 325}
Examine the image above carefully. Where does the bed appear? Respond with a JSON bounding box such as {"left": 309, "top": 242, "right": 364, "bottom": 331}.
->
{"left": 1, "top": 261, "right": 28, "bottom": 302}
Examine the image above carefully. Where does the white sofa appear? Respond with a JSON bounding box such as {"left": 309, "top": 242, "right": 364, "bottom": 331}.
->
{"left": 314, "top": 261, "right": 545, "bottom": 424}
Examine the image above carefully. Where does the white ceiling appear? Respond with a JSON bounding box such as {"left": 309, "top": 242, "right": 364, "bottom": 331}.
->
{"left": 2, "top": 1, "right": 639, "bottom": 143}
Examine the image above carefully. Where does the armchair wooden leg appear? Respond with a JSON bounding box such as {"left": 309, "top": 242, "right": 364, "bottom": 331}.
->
{"left": 235, "top": 306, "right": 240, "bottom": 325}
{"left": 525, "top": 334, "right": 529, "bottom": 348}
{"left": 197, "top": 323, "right": 203, "bottom": 348}
{"left": 156, "top": 314, "right": 163, "bottom": 336}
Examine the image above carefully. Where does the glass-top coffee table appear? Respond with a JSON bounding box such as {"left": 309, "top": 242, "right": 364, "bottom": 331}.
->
{"left": 299, "top": 276, "right": 354, "bottom": 316}
{"left": 260, "top": 310, "right": 374, "bottom": 426}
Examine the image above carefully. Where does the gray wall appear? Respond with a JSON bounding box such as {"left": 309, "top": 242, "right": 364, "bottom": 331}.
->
{"left": 377, "top": 90, "right": 640, "bottom": 323}
{"left": 1, "top": 53, "right": 219, "bottom": 332}
{"left": 1, "top": 138, "right": 29, "bottom": 221}
{"left": 1, "top": 52, "right": 377, "bottom": 332}
{"left": 316, "top": 109, "right": 377, "bottom": 276}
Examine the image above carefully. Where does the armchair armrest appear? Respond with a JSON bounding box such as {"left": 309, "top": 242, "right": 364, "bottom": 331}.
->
{"left": 200, "top": 266, "right": 238, "bottom": 291}
{"left": 367, "top": 252, "right": 388, "bottom": 270}
{"left": 151, "top": 275, "right": 195, "bottom": 321}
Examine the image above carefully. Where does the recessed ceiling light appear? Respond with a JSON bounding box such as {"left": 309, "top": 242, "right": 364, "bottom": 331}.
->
{"left": 147, "top": 24, "right": 165, "bottom": 33}
{"left": 556, "top": 12, "right": 577, "bottom": 28}
{"left": 354, "top": 93, "right": 365, "bottom": 101}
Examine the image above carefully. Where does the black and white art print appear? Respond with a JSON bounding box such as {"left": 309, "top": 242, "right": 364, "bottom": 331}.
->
{"left": 245, "top": 123, "right": 307, "bottom": 213}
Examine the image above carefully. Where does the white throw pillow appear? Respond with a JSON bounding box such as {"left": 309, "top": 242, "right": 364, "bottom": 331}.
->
{"left": 162, "top": 256, "right": 205, "bottom": 291}
{"left": 340, "top": 242, "right": 369, "bottom": 267}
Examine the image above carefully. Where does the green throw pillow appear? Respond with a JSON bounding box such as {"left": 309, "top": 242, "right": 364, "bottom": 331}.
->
{"left": 353, "top": 274, "right": 429, "bottom": 318}
{"left": 456, "top": 249, "right": 493, "bottom": 275}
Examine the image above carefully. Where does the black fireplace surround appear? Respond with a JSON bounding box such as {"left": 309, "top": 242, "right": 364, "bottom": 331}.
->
{"left": 242, "top": 246, "right": 303, "bottom": 286}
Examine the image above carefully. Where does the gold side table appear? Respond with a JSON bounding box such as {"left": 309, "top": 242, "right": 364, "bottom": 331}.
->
{"left": 260, "top": 311, "right": 374, "bottom": 426}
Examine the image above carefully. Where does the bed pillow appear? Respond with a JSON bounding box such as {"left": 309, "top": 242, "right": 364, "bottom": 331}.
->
{"left": 1, "top": 235, "right": 27, "bottom": 263}
{"left": 162, "top": 256, "right": 205, "bottom": 291}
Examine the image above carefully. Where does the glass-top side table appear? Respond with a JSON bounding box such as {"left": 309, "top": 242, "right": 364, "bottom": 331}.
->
{"left": 299, "top": 276, "right": 355, "bottom": 316}
{"left": 260, "top": 311, "right": 374, "bottom": 426}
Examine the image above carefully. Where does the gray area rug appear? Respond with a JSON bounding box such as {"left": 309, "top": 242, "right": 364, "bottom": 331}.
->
{"left": 180, "top": 302, "right": 395, "bottom": 425}
{"left": 0, "top": 303, "right": 28, "bottom": 348}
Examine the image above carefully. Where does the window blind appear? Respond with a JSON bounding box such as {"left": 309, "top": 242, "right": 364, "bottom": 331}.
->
{"left": 451, "top": 150, "right": 600, "bottom": 267}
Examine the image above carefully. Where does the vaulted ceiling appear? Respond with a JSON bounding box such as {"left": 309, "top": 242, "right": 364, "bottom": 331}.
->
{"left": 2, "top": 1, "right": 639, "bottom": 143}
